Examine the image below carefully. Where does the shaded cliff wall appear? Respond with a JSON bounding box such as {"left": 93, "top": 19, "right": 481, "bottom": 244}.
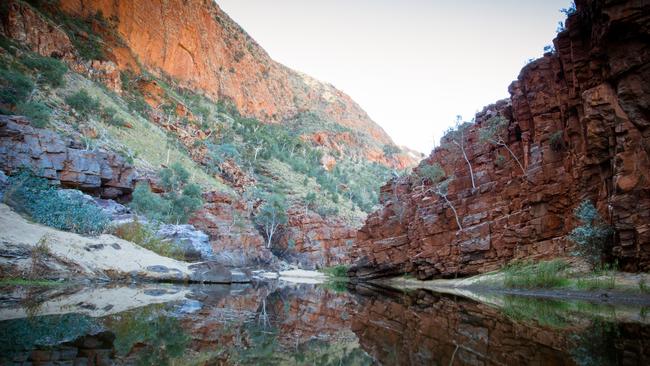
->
{"left": 352, "top": 0, "right": 650, "bottom": 279}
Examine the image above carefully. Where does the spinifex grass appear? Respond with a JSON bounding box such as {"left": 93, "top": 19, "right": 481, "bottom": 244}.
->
{"left": 503, "top": 259, "right": 570, "bottom": 289}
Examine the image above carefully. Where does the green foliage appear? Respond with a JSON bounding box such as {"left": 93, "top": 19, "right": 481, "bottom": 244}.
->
{"left": 108, "top": 306, "right": 189, "bottom": 365}
{"left": 304, "top": 192, "right": 317, "bottom": 212}
{"left": 0, "top": 314, "right": 100, "bottom": 362}
{"left": 160, "top": 162, "right": 203, "bottom": 223}
{"left": 255, "top": 193, "right": 288, "bottom": 248}
{"left": 65, "top": 89, "right": 100, "bottom": 117}
{"left": 321, "top": 264, "right": 349, "bottom": 278}
{"left": 130, "top": 183, "right": 171, "bottom": 223}
{"left": 20, "top": 53, "right": 67, "bottom": 87}
{"left": 569, "top": 200, "right": 613, "bottom": 269}
{"left": 120, "top": 71, "right": 151, "bottom": 116}
{"left": 4, "top": 171, "right": 109, "bottom": 235}
{"left": 549, "top": 130, "right": 565, "bottom": 152}
{"left": 130, "top": 163, "right": 203, "bottom": 224}
{"left": 574, "top": 275, "right": 616, "bottom": 290}
{"left": 112, "top": 221, "right": 184, "bottom": 260}
{"left": 501, "top": 295, "right": 572, "bottom": 328}
{"left": 101, "top": 106, "right": 128, "bottom": 127}
{"left": 382, "top": 144, "right": 400, "bottom": 157}
{"left": 479, "top": 116, "right": 509, "bottom": 144}
{"left": 0, "top": 35, "right": 20, "bottom": 55}
{"left": 502, "top": 260, "right": 570, "bottom": 289}
{"left": 53, "top": 12, "right": 106, "bottom": 60}
{"left": 207, "top": 142, "right": 240, "bottom": 166}
{"left": 16, "top": 101, "right": 51, "bottom": 128}
{"left": 415, "top": 162, "right": 445, "bottom": 185}
{"left": 0, "top": 67, "right": 34, "bottom": 105}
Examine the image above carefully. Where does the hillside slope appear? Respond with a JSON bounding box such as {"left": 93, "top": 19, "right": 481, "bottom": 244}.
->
{"left": 54, "top": 0, "right": 414, "bottom": 168}
{"left": 0, "top": 0, "right": 418, "bottom": 269}
{"left": 350, "top": 0, "right": 650, "bottom": 279}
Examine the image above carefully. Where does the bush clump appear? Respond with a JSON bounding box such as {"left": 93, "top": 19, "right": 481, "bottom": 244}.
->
{"left": 130, "top": 163, "right": 203, "bottom": 224}
{"left": 16, "top": 101, "right": 52, "bottom": 128}
{"left": 101, "top": 106, "right": 129, "bottom": 128}
{"left": 4, "top": 171, "right": 109, "bottom": 235}
{"left": 20, "top": 54, "right": 67, "bottom": 87}
{"left": 112, "top": 221, "right": 184, "bottom": 260}
{"left": 65, "top": 89, "right": 100, "bottom": 117}
{"left": 0, "top": 68, "right": 34, "bottom": 105}
{"left": 569, "top": 200, "right": 613, "bottom": 269}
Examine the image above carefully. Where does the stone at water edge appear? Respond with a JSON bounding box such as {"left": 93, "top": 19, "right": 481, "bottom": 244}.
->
{"left": 156, "top": 224, "right": 213, "bottom": 262}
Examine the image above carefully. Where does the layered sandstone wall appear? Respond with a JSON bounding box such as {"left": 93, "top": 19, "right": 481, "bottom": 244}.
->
{"left": 351, "top": 0, "right": 650, "bottom": 279}
{"left": 0, "top": 116, "right": 136, "bottom": 198}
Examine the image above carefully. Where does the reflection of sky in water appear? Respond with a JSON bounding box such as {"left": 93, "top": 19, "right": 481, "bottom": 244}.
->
{"left": 0, "top": 284, "right": 649, "bottom": 365}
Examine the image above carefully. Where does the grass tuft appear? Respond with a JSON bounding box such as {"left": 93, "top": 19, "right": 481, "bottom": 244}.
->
{"left": 503, "top": 259, "right": 570, "bottom": 289}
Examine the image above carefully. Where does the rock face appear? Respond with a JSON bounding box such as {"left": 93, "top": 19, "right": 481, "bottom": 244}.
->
{"left": 351, "top": 0, "right": 650, "bottom": 279}
{"left": 0, "top": 116, "right": 136, "bottom": 198}
{"left": 156, "top": 224, "right": 213, "bottom": 262}
{"left": 189, "top": 191, "right": 275, "bottom": 267}
{"left": 275, "top": 207, "right": 357, "bottom": 269}
{"left": 0, "top": 0, "right": 74, "bottom": 58}
{"left": 53, "top": 0, "right": 412, "bottom": 167}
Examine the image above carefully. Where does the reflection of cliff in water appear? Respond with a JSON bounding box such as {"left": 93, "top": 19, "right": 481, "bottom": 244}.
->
{"left": 349, "top": 285, "right": 650, "bottom": 366}
{"left": 2, "top": 283, "right": 650, "bottom": 365}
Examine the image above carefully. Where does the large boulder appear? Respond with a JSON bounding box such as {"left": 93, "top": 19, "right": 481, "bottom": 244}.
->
{"left": 156, "top": 224, "right": 213, "bottom": 262}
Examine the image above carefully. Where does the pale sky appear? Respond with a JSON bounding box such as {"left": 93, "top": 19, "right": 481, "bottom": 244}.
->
{"left": 217, "top": 0, "right": 571, "bottom": 153}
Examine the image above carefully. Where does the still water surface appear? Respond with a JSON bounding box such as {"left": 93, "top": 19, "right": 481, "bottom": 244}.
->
{"left": 1, "top": 282, "right": 649, "bottom": 365}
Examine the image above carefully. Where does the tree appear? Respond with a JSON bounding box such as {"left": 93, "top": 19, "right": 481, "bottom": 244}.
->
{"left": 443, "top": 116, "right": 476, "bottom": 189}
{"left": 415, "top": 163, "right": 463, "bottom": 231}
{"left": 479, "top": 116, "right": 526, "bottom": 175}
{"left": 568, "top": 200, "right": 613, "bottom": 269}
{"left": 255, "top": 193, "right": 288, "bottom": 248}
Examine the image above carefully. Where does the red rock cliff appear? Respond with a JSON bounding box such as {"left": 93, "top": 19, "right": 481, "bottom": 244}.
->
{"left": 351, "top": 0, "right": 650, "bottom": 279}
{"left": 55, "top": 0, "right": 410, "bottom": 167}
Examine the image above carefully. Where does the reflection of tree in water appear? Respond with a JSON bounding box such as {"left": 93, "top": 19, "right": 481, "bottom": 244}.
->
{"left": 0, "top": 313, "right": 100, "bottom": 361}
{"left": 105, "top": 304, "right": 189, "bottom": 366}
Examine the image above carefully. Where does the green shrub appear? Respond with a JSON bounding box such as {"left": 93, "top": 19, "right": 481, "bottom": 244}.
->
{"left": 0, "top": 68, "right": 34, "bottom": 105}
{"left": 16, "top": 101, "right": 51, "bottom": 128}
{"left": 568, "top": 200, "right": 613, "bottom": 269}
{"left": 130, "top": 183, "right": 171, "bottom": 223}
{"left": 415, "top": 162, "right": 445, "bottom": 185}
{"left": 20, "top": 54, "right": 67, "bottom": 87}
{"left": 65, "top": 89, "right": 100, "bottom": 117}
{"left": 101, "top": 106, "right": 128, "bottom": 127}
{"left": 112, "top": 221, "right": 184, "bottom": 260}
{"left": 321, "top": 264, "right": 349, "bottom": 278}
{"left": 4, "top": 171, "right": 109, "bottom": 235}
{"left": 382, "top": 144, "right": 400, "bottom": 157}
{"left": 130, "top": 163, "right": 203, "bottom": 224}
{"left": 503, "top": 260, "right": 570, "bottom": 289}
{"left": 159, "top": 163, "right": 203, "bottom": 224}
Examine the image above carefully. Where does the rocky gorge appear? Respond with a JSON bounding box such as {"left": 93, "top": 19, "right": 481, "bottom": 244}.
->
{"left": 350, "top": 0, "right": 650, "bottom": 280}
